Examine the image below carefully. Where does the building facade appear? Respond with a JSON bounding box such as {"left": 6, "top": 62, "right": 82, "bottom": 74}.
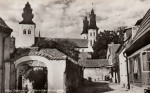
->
{"left": 79, "top": 59, "right": 109, "bottom": 82}
{"left": 0, "top": 17, "right": 13, "bottom": 93}
{"left": 107, "top": 42, "right": 120, "bottom": 83}
{"left": 116, "top": 27, "right": 139, "bottom": 88}
{"left": 125, "top": 8, "right": 150, "bottom": 92}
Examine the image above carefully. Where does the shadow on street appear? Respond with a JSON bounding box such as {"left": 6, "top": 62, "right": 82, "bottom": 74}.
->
{"left": 76, "top": 81, "right": 114, "bottom": 93}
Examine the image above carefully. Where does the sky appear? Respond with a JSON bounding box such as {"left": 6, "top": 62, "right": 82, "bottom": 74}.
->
{"left": 0, "top": 0, "right": 150, "bottom": 39}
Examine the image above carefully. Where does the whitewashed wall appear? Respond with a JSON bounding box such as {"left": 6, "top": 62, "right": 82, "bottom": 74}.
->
{"left": 84, "top": 67, "right": 109, "bottom": 82}
{"left": 119, "top": 48, "right": 128, "bottom": 88}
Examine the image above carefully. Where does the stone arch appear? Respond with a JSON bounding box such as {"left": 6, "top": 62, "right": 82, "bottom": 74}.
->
{"left": 14, "top": 56, "right": 50, "bottom": 91}
{"left": 13, "top": 55, "right": 66, "bottom": 92}
{"left": 14, "top": 56, "right": 50, "bottom": 68}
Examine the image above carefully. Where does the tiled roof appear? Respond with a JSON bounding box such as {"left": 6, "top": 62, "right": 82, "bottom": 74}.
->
{"left": 0, "top": 17, "right": 10, "bottom": 28}
{"left": 12, "top": 48, "right": 79, "bottom": 65}
{"left": 40, "top": 49, "right": 66, "bottom": 58}
{"left": 37, "top": 38, "right": 88, "bottom": 48}
{"left": 125, "top": 9, "right": 150, "bottom": 55}
{"left": 135, "top": 18, "right": 143, "bottom": 26}
{"left": 79, "top": 59, "right": 109, "bottom": 68}
{"left": 0, "top": 17, "right": 12, "bottom": 34}
{"left": 133, "top": 9, "right": 150, "bottom": 40}
{"left": 12, "top": 48, "right": 67, "bottom": 61}
{"left": 66, "top": 38, "right": 88, "bottom": 48}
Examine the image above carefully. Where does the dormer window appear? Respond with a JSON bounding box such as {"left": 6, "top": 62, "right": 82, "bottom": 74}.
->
{"left": 23, "top": 29, "right": 26, "bottom": 34}
{"left": 28, "top": 29, "right": 31, "bottom": 34}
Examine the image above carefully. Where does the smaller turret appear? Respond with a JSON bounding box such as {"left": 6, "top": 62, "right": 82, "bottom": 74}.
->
{"left": 81, "top": 16, "right": 89, "bottom": 39}
{"left": 81, "top": 16, "right": 89, "bottom": 34}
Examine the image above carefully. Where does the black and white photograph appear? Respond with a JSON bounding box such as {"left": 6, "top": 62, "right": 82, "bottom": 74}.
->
{"left": 0, "top": 0, "right": 150, "bottom": 93}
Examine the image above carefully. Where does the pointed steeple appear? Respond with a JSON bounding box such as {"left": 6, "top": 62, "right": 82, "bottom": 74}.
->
{"left": 38, "top": 30, "right": 41, "bottom": 41}
{"left": 35, "top": 30, "right": 41, "bottom": 47}
{"left": 19, "top": 2, "right": 35, "bottom": 24}
{"left": 81, "top": 16, "right": 89, "bottom": 34}
{"left": 38, "top": 30, "right": 41, "bottom": 37}
{"left": 89, "top": 9, "right": 98, "bottom": 30}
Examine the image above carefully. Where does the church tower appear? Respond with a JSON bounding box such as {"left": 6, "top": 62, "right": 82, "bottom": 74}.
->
{"left": 88, "top": 9, "right": 98, "bottom": 48}
{"left": 18, "top": 2, "right": 36, "bottom": 47}
{"left": 81, "top": 16, "right": 89, "bottom": 39}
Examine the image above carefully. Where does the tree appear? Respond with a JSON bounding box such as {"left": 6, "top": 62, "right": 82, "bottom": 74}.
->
{"left": 35, "top": 39, "right": 79, "bottom": 60}
{"left": 92, "top": 27, "right": 126, "bottom": 59}
{"left": 10, "top": 48, "right": 30, "bottom": 59}
{"left": 35, "top": 39, "right": 56, "bottom": 49}
{"left": 11, "top": 39, "right": 79, "bottom": 61}
{"left": 55, "top": 39, "right": 79, "bottom": 60}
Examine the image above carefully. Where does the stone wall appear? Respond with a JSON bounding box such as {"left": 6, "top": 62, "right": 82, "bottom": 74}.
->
{"left": 65, "top": 58, "right": 83, "bottom": 93}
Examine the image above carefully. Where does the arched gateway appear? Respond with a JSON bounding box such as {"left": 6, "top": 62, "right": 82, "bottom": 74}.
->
{"left": 15, "top": 56, "right": 49, "bottom": 91}
{"left": 7, "top": 48, "right": 83, "bottom": 93}
{"left": 11, "top": 49, "right": 67, "bottom": 93}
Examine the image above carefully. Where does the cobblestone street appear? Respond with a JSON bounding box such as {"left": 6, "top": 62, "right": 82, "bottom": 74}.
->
{"left": 76, "top": 81, "right": 132, "bottom": 93}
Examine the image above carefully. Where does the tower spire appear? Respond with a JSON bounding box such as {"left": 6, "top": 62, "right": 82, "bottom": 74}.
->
{"left": 89, "top": 3, "right": 98, "bottom": 30}
{"left": 38, "top": 30, "right": 41, "bottom": 42}
{"left": 19, "top": 2, "right": 35, "bottom": 24}
{"left": 81, "top": 16, "right": 89, "bottom": 34}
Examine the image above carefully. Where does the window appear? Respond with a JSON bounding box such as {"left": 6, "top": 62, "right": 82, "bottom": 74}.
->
{"left": 28, "top": 29, "right": 31, "bottom": 34}
{"left": 142, "top": 52, "right": 150, "bottom": 72}
{"left": 82, "top": 49, "right": 84, "bottom": 52}
{"left": 133, "top": 57, "right": 139, "bottom": 80}
{"left": 129, "top": 55, "right": 141, "bottom": 82}
{"left": 90, "top": 32, "right": 92, "bottom": 36}
{"left": 93, "top": 32, "right": 95, "bottom": 36}
{"left": 90, "top": 40, "right": 92, "bottom": 46}
{"left": 94, "top": 39, "right": 96, "bottom": 43}
{"left": 23, "top": 29, "right": 26, "bottom": 34}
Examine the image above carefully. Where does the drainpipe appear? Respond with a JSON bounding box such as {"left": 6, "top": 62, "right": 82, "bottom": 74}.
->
{"left": 2, "top": 34, "right": 10, "bottom": 93}
{"left": 123, "top": 52, "right": 130, "bottom": 89}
